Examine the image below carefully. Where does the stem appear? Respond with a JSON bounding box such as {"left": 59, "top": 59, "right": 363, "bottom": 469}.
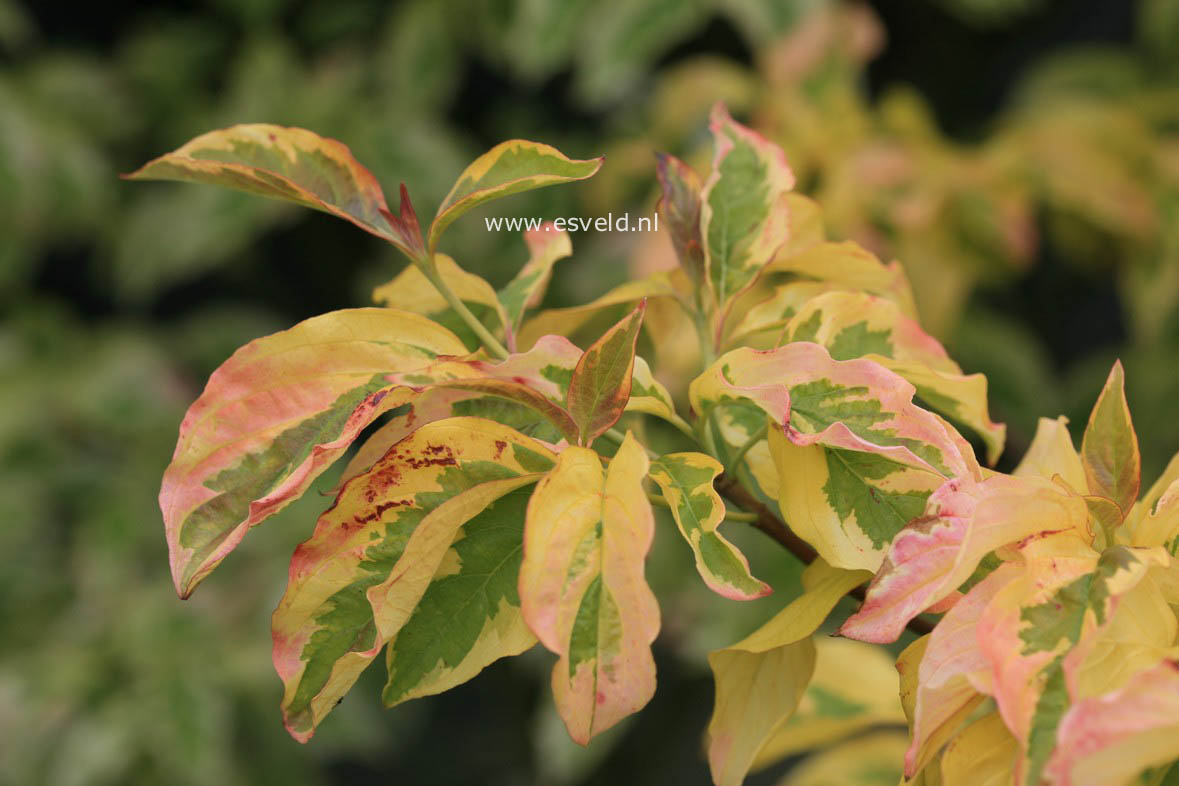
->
{"left": 421, "top": 261, "right": 509, "bottom": 360}
{"left": 725, "top": 422, "right": 767, "bottom": 477}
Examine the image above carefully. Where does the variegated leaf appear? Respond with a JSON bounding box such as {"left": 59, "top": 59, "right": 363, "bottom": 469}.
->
{"left": 566, "top": 302, "right": 645, "bottom": 445}
{"left": 655, "top": 151, "right": 705, "bottom": 282}
{"left": 497, "top": 222, "right": 573, "bottom": 344}
{"left": 429, "top": 140, "right": 602, "bottom": 253}
{"left": 125, "top": 124, "right": 425, "bottom": 258}
{"left": 161, "top": 308, "right": 467, "bottom": 598}
{"left": 518, "top": 433, "right": 659, "bottom": 744}
{"left": 648, "top": 452, "right": 769, "bottom": 600}
{"left": 701, "top": 103, "right": 794, "bottom": 310}
{"left": 271, "top": 417, "right": 555, "bottom": 741}
{"left": 751, "top": 636, "right": 906, "bottom": 770}
{"left": 707, "top": 559, "right": 871, "bottom": 786}
{"left": 766, "top": 239, "right": 918, "bottom": 318}
{"left": 1081, "top": 360, "right": 1141, "bottom": 515}
{"left": 624, "top": 356, "right": 678, "bottom": 424}
{"left": 781, "top": 290, "right": 1004, "bottom": 463}
{"left": 727, "top": 280, "right": 843, "bottom": 346}
{"left": 692, "top": 342, "right": 977, "bottom": 571}
{"left": 1045, "top": 659, "right": 1179, "bottom": 786}
{"left": 939, "top": 712, "right": 1018, "bottom": 786}
{"left": 373, "top": 253, "right": 509, "bottom": 352}
{"left": 1013, "top": 416, "right": 1087, "bottom": 491}
{"left": 517, "top": 271, "right": 682, "bottom": 350}
{"left": 839, "top": 474, "right": 1090, "bottom": 643}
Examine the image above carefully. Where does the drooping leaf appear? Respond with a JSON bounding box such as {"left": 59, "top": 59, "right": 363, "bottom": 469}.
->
{"left": 1045, "top": 660, "right": 1179, "bottom": 785}
{"left": 518, "top": 433, "right": 659, "bottom": 744}
{"left": 373, "top": 253, "right": 509, "bottom": 351}
{"left": 160, "top": 308, "right": 467, "bottom": 598}
{"left": 648, "top": 452, "right": 769, "bottom": 600}
{"left": 125, "top": 124, "right": 425, "bottom": 258}
{"left": 706, "top": 559, "right": 871, "bottom": 786}
{"left": 839, "top": 474, "right": 1090, "bottom": 643}
{"left": 497, "top": 222, "right": 573, "bottom": 344}
{"left": 1081, "top": 360, "right": 1141, "bottom": 515}
{"left": 429, "top": 139, "right": 602, "bottom": 253}
{"left": 655, "top": 151, "right": 704, "bottom": 282}
{"left": 751, "top": 636, "right": 906, "bottom": 770}
{"left": 271, "top": 417, "right": 555, "bottom": 741}
{"left": 700, "top": 103, "right": 794, "bottom": 310}
{"left": 566, "top": 302, "right": 646, "bottom": 445}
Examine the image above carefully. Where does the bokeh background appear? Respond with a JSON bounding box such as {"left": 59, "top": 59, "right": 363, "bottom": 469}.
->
{"left": 4, "top": 0, "right": 1179, "bottom": 783}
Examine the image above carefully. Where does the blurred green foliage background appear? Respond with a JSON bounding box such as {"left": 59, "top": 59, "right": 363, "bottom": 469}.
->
{"left": 3, "top": 0, "right": 1178, "bottom": 783}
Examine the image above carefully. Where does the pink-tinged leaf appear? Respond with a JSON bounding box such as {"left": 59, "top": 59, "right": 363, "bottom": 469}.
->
{"left": 839, "top": 474, "right": 1090, "bottom": 643}
{"left": 566, "top": 302, "right": 646, "bottom": 445}
{"left": 125, "top": 125, "right": 425, "bottom": 259}
{"left": 655, "top": 151, "right": 705, "bottom": 282}
{"left": 1045, "top": 660, "right": 1179, "bottom": 786}
{"left": 385, "top": 335, "right": 584, "bottom": 444}
{"left": 518, "top": 434, "right": 659, "bottom": 745}
{"left": 700, "top": 103, "right": 795, "bottom": 311}
{"left": 707, "top": 559, "right": 871, "bottom": 786}
{"left": 161, "top": 308, "right": 467, "bottom": 598}
{"left": 272, "top": 417, "right": 555, "bottom": 741}
{"left": 1081, "top": 360, "right": 1140, "bottom": 515}
{"left": 429, "top": 140, "right": 603, "bottom": 254}
{"left": 905, "top": 564, "right": 1021, "bottom": 777}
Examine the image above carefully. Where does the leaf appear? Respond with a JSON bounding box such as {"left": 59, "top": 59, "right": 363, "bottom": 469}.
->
{"left": 161, "top": 307, "right": 467, "bottom": 598}
{"left": 1081, "top": 360, "right": 1141, "bottom": 514}
{"left": 766, "top": 240, "right": 918, "bottom": 318}
{"left": 648, "top": 452, "right": 769, "bottom": 600}
{"left": 566, "top": 302, "right": 646, "bottom": 445}
{"left": 518, "top": 433, "right": 659, "bottom": 744}
{"left": 517, "top": 272, "right": 681, "bottom": 350}
{"left": 1014, "top": 416, "right": 1086, "bottom": 491}
{"left": 624, "top": 356, "right": 678, "bottom": 423}
{"left": 373, "top": 253, "right": 509, "bottom": 352}
{"left": 905, "top": 564, "right": 1022, "bottom": 777}
{"left": 776, "top": 290, "right": 1006, "bottom": 463}
{"left": 939, "top": 712, "right": 1018, "bottom": 786}
{"left": 776, "top": 730, "right": 910, "bottom": 786}
{"left": 692, "top": 342, "right": 978, "bottom": 571}
{"left": 384, "top": 335, "right": 583, "bottom": 444}
{"left": 125, "top": 124, "right": 425, "bottom": 258}
{"left": 271, "top": 417, "right": 555, "bottom": 741}
{"left": 655, "top": 151, "right": 704, "bottom": 282}
{"left": 429, "top": 139, "right": 602, "bottom": 253}
{"left": 497, "top": 222, "right": 573, "bottom": 343}
{"left": 1046, "top": 660, "right": 1179, "bottom": 786}
{"left": 706, "top": 559, "right": 871, "bottom": 786}
{"left": 700, "top": 103, "right": 794, "bottom": 309}
{"left": 727, "top": 280, "right": 843, "bottom": 345}
{"left": 839, "top": 474, "right": 1090, "bottom": 643}
{"left": 751, "top": 636, "right": 906, "bottom": 769}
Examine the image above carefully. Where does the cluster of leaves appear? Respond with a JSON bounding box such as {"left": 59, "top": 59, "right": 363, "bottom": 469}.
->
{"left": 134, "top": 101, "right": 1179, "bottom": 785}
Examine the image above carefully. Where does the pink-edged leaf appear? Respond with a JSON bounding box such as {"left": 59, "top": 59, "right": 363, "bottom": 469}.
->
{"left": 1045, "top": 660, "right": 1179, "bottom": 786}
{"left": 1081, "top": 360, "right": 1141, "bottom": 515}
{"left": 566, "top": 301, "right": 646, "bottom": 445}
{"left": 125, "top": 124, "right": 426, "bottom": 259}
{"left": 161, "top": 308, "right": 467, "bottom": 598}
{"left": 839, "top": 474, "right": 1090, "bottom": 643}
{"left": 519, "top": 433, "right": 659, "bottom": 744}
{"left": 701, "top": 103, "right": 795, "bottom": 312}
